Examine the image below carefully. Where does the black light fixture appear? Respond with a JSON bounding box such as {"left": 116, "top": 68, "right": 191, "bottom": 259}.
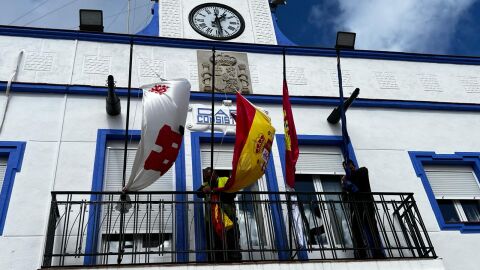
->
{"left": 79, "top": 9, "right": 104, "bottom": 32}
{"left": 106, "top": 75, "right": 121, "bottom": 116}
{"left": 335, "top": 31, "right": 356, "bottom": 50}
{"left": 327, "top": 88, "right": 360, "bottom": 124}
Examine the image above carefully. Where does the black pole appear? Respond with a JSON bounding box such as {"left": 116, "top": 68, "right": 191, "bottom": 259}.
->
{"left": 283, "top": 48, "right": 286, "bottom": 81}
{"left": 210, "top": 47, "right": 216, "bottom": 184}
{"left": 336, "top": 49, "right": 350, "bottom": 162}
{"left": 118, "top": 38, "right": 133, "bottom": 264}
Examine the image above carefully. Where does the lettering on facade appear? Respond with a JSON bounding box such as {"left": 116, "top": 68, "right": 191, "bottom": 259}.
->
{"left": 196, "top": 107, "right": 237, "bottom": 126}
{"left": 197, "top": 50, "right": 252, "bottom": 94}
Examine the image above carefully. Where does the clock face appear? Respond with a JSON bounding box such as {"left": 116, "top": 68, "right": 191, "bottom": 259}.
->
{"left": 189, "top": 3, "right": 245, "bottom": 40}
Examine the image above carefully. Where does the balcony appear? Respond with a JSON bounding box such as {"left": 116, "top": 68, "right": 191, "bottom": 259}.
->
{"left": 42, "top": 191, "right": 436, "bottom": 267}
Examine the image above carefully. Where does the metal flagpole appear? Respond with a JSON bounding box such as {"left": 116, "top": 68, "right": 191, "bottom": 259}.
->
{"left": 210, "top": 47, "right": 216, "bottom": 184}
{"left": 336, "top": 49, "right": 351, "bottom": 164}
{"left": 118, "top": 37, "right": 134, "bottom": 264}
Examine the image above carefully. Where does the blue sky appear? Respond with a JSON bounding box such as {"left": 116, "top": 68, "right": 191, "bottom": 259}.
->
{"left": 1, "top": 0, "right": 479, "bottom": 56}
{"left": 276, "top": 0, "right": 480, "bottom": 56}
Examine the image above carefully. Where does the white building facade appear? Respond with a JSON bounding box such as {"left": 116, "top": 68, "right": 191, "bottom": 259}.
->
{"left": 0, "top": 1, "right": 479, "bottom": 270}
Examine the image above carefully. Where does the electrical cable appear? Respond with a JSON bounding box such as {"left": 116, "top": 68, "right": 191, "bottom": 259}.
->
{"left": 9, "top": 0, "right": 50, "bottom": 25}
{"left": 105, "top": 1, "right": 129, "bottom": 31}
{"left": 22, "top": 0, "right": 79, "bottom": 26}
{"left": 131, "top": 0, "right": 137, "bottom": 35}
{"left": 104, "top": 2, "right": 150, "bottom": 19}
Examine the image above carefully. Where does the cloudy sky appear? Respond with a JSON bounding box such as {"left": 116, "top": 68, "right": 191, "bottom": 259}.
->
{"left": 1, "top": 0, "right": 479, "bottom": 56}
{"left": 276, "top": 0, "right": 480, "bottom": 56}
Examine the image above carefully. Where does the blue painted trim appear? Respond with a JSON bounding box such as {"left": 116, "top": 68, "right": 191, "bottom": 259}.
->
{"left": 136, "top": 3, "right": 159, "bottom": 36}
{"left": 2, "top": 25, "right": 480, "bottom": 65}
{"left": 84, "top": 129, "right": 187, "bottom": 265}
{"left": 190, "top": 132, "right": 287, "bottom": 261}
{"left": 271, "top": 12, "right": 297, "bottom": 46}
{"left": 409, "top": 151, "right": 480, "bottom": 233}
{"left": 0, "top": 141, "right": 26, "bottom": 235}
{"left": 175, "top": 141, "right": 188, "bottom": 262}
{"left": 2, "top": 82, "right": 480, "bottom": 113}
{"left": 275, "top": 134, "right": 358, "bottom": 259}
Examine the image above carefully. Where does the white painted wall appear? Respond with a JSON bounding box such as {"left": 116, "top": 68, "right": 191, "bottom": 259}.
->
{"left": 0, "top": 95, "right": 476, "bottom": 269}
{"left": 0, "top": 35, "right": 479, "bottom": 269}
{"left": 1, "top": 36, "right": 480, "bottom": 104}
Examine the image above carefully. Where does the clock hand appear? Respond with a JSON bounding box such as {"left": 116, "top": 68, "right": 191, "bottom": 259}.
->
{"left": 213, "top": 12, "right": 224, "bottom": 36}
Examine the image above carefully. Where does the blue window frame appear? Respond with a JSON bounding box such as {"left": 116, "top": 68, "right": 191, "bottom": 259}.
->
{"left": 85, "top": 129, "right": 187, "bottom": 265}
{"left": 409, "top": 151, "right": 480, "bottom": 233}
{"left": 0, "top": 141, "right": 26, "bottom": 235}
{"left": 190, "top": 132, "right": 288, "bottom": 261}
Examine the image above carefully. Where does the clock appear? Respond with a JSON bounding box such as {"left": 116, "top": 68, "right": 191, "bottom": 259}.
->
{"left": 189, "top": 3, "right": 245, "bottom": 40}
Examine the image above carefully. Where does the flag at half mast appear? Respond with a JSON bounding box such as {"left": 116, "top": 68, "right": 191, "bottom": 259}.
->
{"left": 220, "top": 93, "right": 275, "bottom": 193}
{"left": 283, "top": 78, "right": 299, "bottom": 189}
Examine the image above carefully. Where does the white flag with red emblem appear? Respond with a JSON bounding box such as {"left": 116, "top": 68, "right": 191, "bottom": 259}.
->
{"left": 124, "top": 79, "right": 191, "bottom": 191}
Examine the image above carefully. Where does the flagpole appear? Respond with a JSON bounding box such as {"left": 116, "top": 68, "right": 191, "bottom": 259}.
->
{"left": 336, "top": 49, "right": 350, "bottom": 163}
{"left": 118, "top": 37, "right": 133, "bottom": 264}
{"left": 210, "top": 47, "right": 216, "bottom": 183}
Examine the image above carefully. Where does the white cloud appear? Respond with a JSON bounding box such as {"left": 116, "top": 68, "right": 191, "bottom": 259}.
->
{"left": 310, "top": 0, "right": 476, "bottom": 53}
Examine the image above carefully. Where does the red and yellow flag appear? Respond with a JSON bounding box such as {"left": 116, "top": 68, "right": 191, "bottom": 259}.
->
{"left": 283, "top": 79, "right": 299, "bottom": 189}
{"left": 222, "top": 93, "right": 275, "bottom": 193}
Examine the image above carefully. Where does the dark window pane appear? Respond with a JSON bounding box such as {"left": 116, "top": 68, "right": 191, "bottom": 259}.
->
{"left": 295, "top": 175, "right": 316, "bottom": 203}
{"left": 437, "top": 200, "right": 460, "bottom": 223}
{"left": 460, "top": 200, "right": 480, "bottom": 222}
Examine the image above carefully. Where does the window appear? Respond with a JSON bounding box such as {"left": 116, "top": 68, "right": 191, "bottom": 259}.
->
{"left": 85, "top": 129, "right": 186, "bottom": 265}
{"left": 0, "top": 142, "right": 26, "bottom": 235}
{"left": 424, "top": 165, "right": 480, "bottom": 223}
{"left": 293, "top": 145, "right": 353, "bottom": 258}
{"left": 191, "top": 132, "right": 285, "bottom": 261}
{"left": 99, "top": 140, "right": 175, "bottom": 263}
{"left": 199, "top": 143, "right": 275, "bottom": 259}
{"left": 409, "top": 151, "right": 480, "bottom": 233}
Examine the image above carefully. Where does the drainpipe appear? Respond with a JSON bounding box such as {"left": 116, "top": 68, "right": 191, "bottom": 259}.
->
{"left": 0, "top": 50, "right": 24, "bottom": 132}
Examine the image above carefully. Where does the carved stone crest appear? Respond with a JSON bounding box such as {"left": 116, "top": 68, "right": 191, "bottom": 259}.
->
{"left": 197, "top": 50, "right": 252, "bottom": 94}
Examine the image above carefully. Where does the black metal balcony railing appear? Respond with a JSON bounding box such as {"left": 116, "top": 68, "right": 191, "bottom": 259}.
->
{"left": 42, "top": 191, "right": 436, "bottom": 267}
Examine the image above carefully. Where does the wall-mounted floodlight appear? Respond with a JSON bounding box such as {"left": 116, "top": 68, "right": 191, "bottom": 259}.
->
{"left": 335, "top": 31, "right": 356, "bottom": 50}
{"left": 79, "top": 9, "right": 104, "bottom": 32}
{"left": 327, "top": 88, "right": 360, "bottom": 124}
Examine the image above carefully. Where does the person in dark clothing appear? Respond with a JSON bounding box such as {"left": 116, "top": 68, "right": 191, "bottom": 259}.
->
{"left": 341, "top": 160, "right": 385, "bottom": 259}
{"left": 197, "top": 167, "right": 242, "bottom": 262}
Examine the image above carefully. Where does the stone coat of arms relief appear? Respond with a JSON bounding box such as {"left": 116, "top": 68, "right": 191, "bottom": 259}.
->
{"left": 197, "top": 50, "right": 252, "bottom": 94}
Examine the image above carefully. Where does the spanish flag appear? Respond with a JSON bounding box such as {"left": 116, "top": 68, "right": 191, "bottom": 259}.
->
{"left": 221, "top": 93, "right": 275, "bottom": 193}
{"left": 283, "top": 79, "right": 299, "bottom": 189}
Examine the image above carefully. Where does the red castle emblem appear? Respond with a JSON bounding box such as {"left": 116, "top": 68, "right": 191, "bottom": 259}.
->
{"left": 150, "top": 84, "right": 169, "bottom": 95}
